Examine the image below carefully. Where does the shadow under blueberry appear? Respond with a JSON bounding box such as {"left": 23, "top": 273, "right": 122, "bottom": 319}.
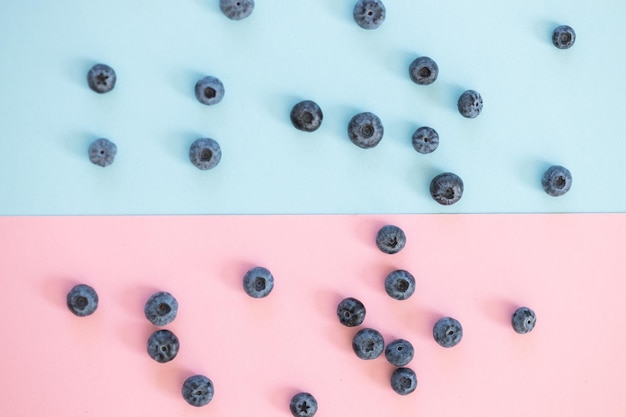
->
{"left": 533, "top": 19, "right": 563, "bottom": 47}
{"left": 219, "top": 259, "right": 260, "bottom": 293}
{"left": 64, "top": 131, "right": 101, "bottom": 163}
{"left": 118, "top": 283, "right": 163, "bottom": 317}
{"left": 67, "top": 58, "right": 102, "bottom": 90}
{"left": 517, "top": 158, "right": 556, "bottom": 193}
{"left": 481, "top": 298, "right": 521, "bottom": 329}
{"left": 269, "top": 385, "right": 306, "bottom": 413}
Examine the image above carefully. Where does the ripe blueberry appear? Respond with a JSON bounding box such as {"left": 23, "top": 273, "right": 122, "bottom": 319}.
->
{"left": 430, "top": 172, "right": 464, "bottom": 205}
{"left": 144, "top": 291, "right": 178, "bottom": 326}
{"left": 457, "top": 90, "right": 483, "bottom": 118}
{"left": 182, "top": 375, "right": 214, "bottom": 407}
{"left": 409, "top": 56, "right": 438, "bottom": 85}
{"left": 353, "top": 0, "right": 386, "bottom": 30}
{"left": 289, "top": 392, "right": 318, "bottom": 417}
{"left": 348, "top": 112, "right": 384, "bottom": 148}
{"left": 390, "top": 367, "right": 418, "bottom": 395}
{"left": 376, "top": 225, "right": 406, "bottom": 254}
{"left": 412, "top": 126, "right": 439, "bottom": 154}
{"left": 87, "top": 63, "right": 116, "bottom": 94}
{"left": 337, "top": 297, "right": 366, "bottom": 327}
{"left": 243, "top": 266, "right": 274, "bottom": 298}
{"left": 88, "top": 138, "right": 117, "bottom": 167}
{"left": 147, "top": 329, "right": 180, "bottom": 363}
{"left": 433, "top": 317, "right": 463, "bottom": 348}
{"left": 552, "top": 25, "right": 576, "bottom": 49}
{"left": 384, "top": 339, "right": 414, "bottom": 366}
{"left": 189, "top": 138, "right": 222, "bottom": 170}
{"left": 512, "top": 307, "right": 537, "bottom": 334}
{"left": 220, "top": 0, "right": 254, "bottom": 20}
{"left": 66, "top": 284, "right": 99, "bottom": 317}
{"left": 290, "top": 100, "right": 323, "bottom": 132}
{"left": 352, "top": 328, "right": 384, "bottom": 360}
{"left": 542, "top": 165, "right": 572, "bottom": 196}
{"left": 384, "top": 270, "right": 415, "bottom": 300}
{"left": 195, "top": 76, "right": 224, "bottom": 106}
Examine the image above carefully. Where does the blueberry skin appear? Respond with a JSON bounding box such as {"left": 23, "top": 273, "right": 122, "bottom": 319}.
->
{"left": 66, "top": 284, "right": 99, "bottom": 317}
{"left": 352, "top": 328, "right": 385, "bottom": 360}
{"left": 385, "top": 339, "right": 414, "bottom": 366}
{"left": 552, "top": 25, "right": 576, "bottom": 49}
{"left": 87, "top": 63, "right": 116, "bottom": 94}
{"left": 457, "top": 90, "right": 483, "bottom": 118}
{"left": 195, "top": 76, "right": 225, "bottom": 105}
{"left": 348, "top": 112, "right": 384, "bottom": 149}
{"left": 290, "top": 100, "right": 323, "bottom": 132}
{"left": 412, "top": 126, "right": 439, "bottom": 154}
{"left": 147, "top": 329, "right": 180, "bottom": 363}
{"left": 337, "top": 297, "right": 366, "bottom": 327}
{"left": 376, "top": 225, "right": 406, "bottom": 254}
{"left": 390, "top": 367, "right": 418, "bottom": 395}
{"left": 542, "top": 165, "right": 572, "bottom": 197}
{"left": 289, "top": 392, "right": 318, "bottom": 417}
{"left": 433, "top": 317, "right": 463, "bottom": 348}
{"left": 430, "top": 172, "right": 464, "bottom": 206}
{"left": 512, "top": 307, "right": 537, "bottom": 334}
{"left": 189, "top": 138, "right": 222, "bottom": 170}
{"left": 144, "top": 291, "right": 179, "bottom": 326}
{"left": 220, "top": 0, "right": 254, "bottom": 20}
{"left": 353, "top": 0, "right": 386, "bottom": 30}
{"left": 243, "top": 266, "right": 274, "bottom": 298}
{"left": 88, "top": 138, "right": 117, "bottom": 167}
{"left": 409, "top": 56, "right": 439, "bottom": 85}
{"left": 384, "top": 270, "right": 415, "bottom": 300}
{"left": 182, "top": 375, "right": 214, "bottom": 407}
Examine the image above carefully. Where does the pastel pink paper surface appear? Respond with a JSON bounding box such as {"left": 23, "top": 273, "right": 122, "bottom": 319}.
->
{"left": 1, "top": 215, "right": 624, "bottom": 416}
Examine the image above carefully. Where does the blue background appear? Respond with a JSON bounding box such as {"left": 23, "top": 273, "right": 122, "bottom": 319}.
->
{"left": 1, "top": 0, "right": 625, "bottom": 214}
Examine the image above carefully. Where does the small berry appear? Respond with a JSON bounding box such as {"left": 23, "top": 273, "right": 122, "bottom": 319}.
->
{"left": 390, "top": 367, "right": 418, "bottom": 395}
{"left": 409, "top": 56, "right": 438, "bottom": 85}
{"left": 457, "top": 90, "right": 483, "bottom": 118}
{"left": 376, "top": 225, "right": 406, "bottom": 254}
{"left": 433, "top": 317, "right": 463, "bottom": 348}
{"left": 412, "top": 126, "right": 439, "bottom": 154}
{"left": 87, "top": 63, "right": 116, "bottom": 94}
{"left": 88, "top": 138, "right": 117, "bottom": 167}
{"left": 353, "top": 0, "right": 386, "bottom": 30}
{"left": 144, "top": 291, "right": 178, "bottom": 326}
{"left": 384, "top": 339, "right": 414, "bottom": 366}
{"left": 220, "top": 0, "right": 254, "bottom": 20}
{"left": 542, "top": 165, "right": 572, "bottom": 196}
{"left": 337, "top": 297, "right": 366, "bottom": 327}
{"left": 552, "top": 25, "right": 576, "bottom": 49}
{"left": 66, "top": 284, "right": 99, "bottom": 317}
{"left": 289, "top": 392, "right": 318, "bottom": 417}
{"left": 182, "top": 375, "right": 214, "bottom": 407}
{"left": 352, "top": 328, "right": 384, "bottom": 360}
{"left": 147, "top": 329, "right": 180, "bottom": 363}
{"left": 512, "top": 307, "right": 537, "bottom": 334}
{"left": 195, "top": 76, "right": 224, "bottom": 105}
{"left": 290, "top": 100, "right": 323, "bottom": 132}
{"left": 189, "top": 138, "right": 222, "bottom": 170}
{"left": 348, "top": 112, "right": 384, "bottom": 148}
{"left": 430, "top": 172, "right": 464, "bottom": 205}
{"left": 384, "top": 270, "right": 415, "bottom": 300}
{"left": 243, "top": 266, "right": 274, "bottom": 298}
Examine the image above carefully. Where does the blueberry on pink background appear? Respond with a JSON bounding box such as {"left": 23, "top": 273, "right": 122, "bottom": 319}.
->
{"left": 512, "top": 307, "right": 537, "bottom": 334}
{"left": 542, "top": 165, "right": 572, "bottom": 196}
{"left": 375, "top": 225, "right": 406, "bottom": 254}
{"left": 66, "top": 284, "right": 98, "bottom": 317}
{"left": 243, "top": 266, "right": 274, "bottom": 298}
{"left": 146, "top": 329, "right": 180, "bottom": 363}
{"left": 337, "top": 297, "right": 366, "bottom": 327}
{"left": 433, "top": 317, "right": 463, "bottom": 348}
{"left": 352, "top": 327, "right": 385, "bottom": 359}
{"left": 181, "top": 375, "right": 214, "bottom": 407}
{"left": 289, "top": 392, "right": 318, "bottom": 417}
{"left": 144, "top": 291, "right": 178, "bottom": 326}
{"left": 390, "top": 367, "right": 418, "bottom": 395}
{"left": 384, "top": 270, "right": 415, "bottom": 300}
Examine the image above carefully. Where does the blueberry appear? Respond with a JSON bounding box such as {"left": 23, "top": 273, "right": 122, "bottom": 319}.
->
{"left": 390, "top": 367, "right": 418, "bottom": 395}
{"left": 384, "top": 339, "right": 414, "bottom": 366}
{"left": 433, "top": 317, "right": 463, "bottom": 348}
{"left": 512, "top": 307, "right": 537, "bottom": 334}
{"left": 243, "top": 266, "right": 274, "bottom": 298}
{"left": 290, "top": 100, "right": 323, "bottom": 132}
{"left": 353, "top": 0, "right": 386, "bottom": 30}
{"left": 412, "top": 126, "right": 439, "bottom": 154}
{"left": 182, "top": 375, "right": 214, "bottom": 407}
{"left": 144, "top": 291, "right": 178, "bottom": 326}
{"left": 408, "top": 56, "right": 438, "bottom": 85}
{"left": 189, "top": 138, "right": 222, "bottom": 170}
{"left": 66, "top": 284, "right": 99, "bottom": 317}
{"left": 457, "top": 90, "right": 483, "bottom": 118}
{"left": 88, "top": 138, "right": 117, "bottom": 167}
{"left": 384, "top": 270, "right": 415, "bottom": 300}
{"left": 147, "top": 329, "right": 180, "bottom": 363}
{"left": 352, "top": 327, "right": 384, "bottom": 360}
{"left": 348, "top": 112, "right": 384, "bottom": 148}
{"left": 552, "top": 25, "right": 576, "bottom": 49}
{"left": 430, "top": 172, "right": 464, "bottom": 205}
{"left": 375, "top": 225, "right": 406, "bottom": 254}
{"left": 87, "top": 63, "right": 116, "bottom": 94}
{"left": 289, "top": 392, "right": 318, "bottom": 417}
{"left": 220, "top": 0, "right": 254, "bottom": 20}
{"left": 541, "top": 165, "right": 572, "bottom": 197}
{"left": 195, "top": 76, "right": 225, "bottom": 106}
{"left": 337, "top": 297, "right": 366, "bottom": 327}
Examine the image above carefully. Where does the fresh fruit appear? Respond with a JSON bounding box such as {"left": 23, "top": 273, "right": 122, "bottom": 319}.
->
{"left": 541, "top": 165, "right": 572, "bottom": 196}
{"left": 147, "top": 329, "right": 180, "bottom": 363}
{"left": 219, "top": 0, "right": 254, "bottom": 20}
{"left": 243, "top": 266, "right": 274, "bottom": 298}
{"left": 412, "top": 126, "right": 439, "bottom": 154}
{"left": 433, "top": 317, "right": 463, "bottom": 348}
{"left": 457, "top": 90, "right": 483, "bottom": 118}
{"left": 376, "top": 225, "right": 406, "bottom": 254}
{"left": 337, "top": 297, "right": 366, "bottom": 327}
{"left": 347, "top": 112, "right": 384, "bottom": 148}
{"left": 552, "top": 25, "right": 576, "bottom": 49}
{"left": 390, "top": 367, "right": 417, "bottom": 395}
{"left": 384, "top": 270, "right": 415, "bottom": 300}
{"left": 384, "top": 339, "right": 414, "bottom": 366}
{"left": 88, "top": 138, "right": 117, "bottom": 167}
{"left": 189, "top": 138, "right": 222, "bottom": 170}
{"left": 408, "top": 56, "right": 438, "bottom": 85}
{"left": 352, "top": 328, "right": 384, "bottom": 359}
{"left": 66, "top": 284, "right": 99, "bottom": 317}
{"left": 430, "top": 172, "right": 464, "bottom": 205}
{"left": 144, "top": 291, "right": 178, "bottom": 326}
{"left": 87, "top": 63, "right": 116, "bottom": 94}
{"left": 512, "top": 307, "right": 537, "bottom": 334}
{"left": 182, "top": 375, "right": 214, "bottom": 407}
{"left": 289, "top": 392, "right": 318, "bottom": 417}
{"left": 353, "top": 0, "right": 386, "bottom": 30}
{"left": 194, "top": 76, "right": 225, "bottom": 105}
{"left": 290, "top": 100, "right": 323, "bottom": 132}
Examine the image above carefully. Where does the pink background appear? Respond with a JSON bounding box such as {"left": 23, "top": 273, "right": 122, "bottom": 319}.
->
{"left": 1, "top": 215, "right": 624, "bottom": 416}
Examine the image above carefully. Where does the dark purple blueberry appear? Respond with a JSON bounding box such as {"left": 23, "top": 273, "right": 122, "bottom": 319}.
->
{"left": 352, "top": 328, "right": 384, "bottom": 360}
{"left": 243, "top": 266, "right": 274, "bottom": 298}
{"left": 348, "top": 112, "right": 384, "bottom": 148}
{"left": 457, "top": 90, "right": 483, "bottom": 118}
{"left": 384, "top": 270, "right": 415, "bottom": 300}
{"left": 189, "top": 138, "right": 222, "bottom": 170}
{"left": 195, "top": 76, "right": 224, "bottom": 105}
{"left": 87, "top": 63, "right": 116, "bottom": 94}
{"left": 220, "top": 0, "right": 254, "bottom": 20}
{"left": 430, "top": 172, "right": 464, "bottom": 205}
{"left": 290, "top": 100, "right": 323, "bottom": 132}
{"left": 182, "top": 375, "right": 214, "bottom": 407}
{"left": 542, "top": 165, "right": 572, "bottom": 196}
{"left": 376, "top": 225, "right": 406, "bottom": 254}
{"left": 337, "top": 297, "right": 366, "bottom": 327}
{"left": 433, "top": 317, "right": 463, "bottom": 348}
{"left": 88, "top": 138, "right": 117, "bottom": 167}
{"left": 147, "top": 329, "right": 180, "bottom": 363}
{"left": 66, "top": 284, "right": 99, "bottom": 317}
{"left": 144, "top": 291, "right": 178, "bottom": 326}
{"left": 353, "top": 0, "right": 386, "bottom": 30}
{"left": 412, "top": 126, "right": 439, "bottom": 154}
{"left": 552, "top": 25, "right": 576, "bottom": 49}
{"left": 289, "top": 392, "right": 318, "bottom": 417}
{"left": 512, "top": 307, "right": 537, "bottom": 334}
{"left": 384, "top": 339, "right": 414, "bottom": 366}
{"left": 409, "top": 56, "right": 438, "bottom": 85}
{"left": 390, "top": 367, "right": 417, "bottom": 395}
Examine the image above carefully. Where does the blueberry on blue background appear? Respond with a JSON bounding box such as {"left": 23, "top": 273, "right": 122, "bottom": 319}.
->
{"left": 87, "top": 63, "right": 116, "bottom": 94}
{"left": 542, "top": 165, "right": 572, "bottom": 196}
{"left": 66, "top": 284, "right": 99, "bottom": 317}
{"left": 182, "top": 375, "right": 214, "bottom": 407}
{"left": 552, "top": 25, "right": 576, "bottom": 49}
{"left": 88, "top": 138, "right": 117, "bottom": 167}
{"left": 348, "top": 112, "right": 384, "bottom": 149}
{"left": 147, "top": 329, "right": 180, "bottom": 363}
{"left": 290, "top": 100, "right": 323, "bottom": 132}
{"left": 144, "top": 291, "right": 178, "bottom": 326}
{"left": 189, "top": 138, "right": 222, "bottom": 170}
{"left": 384, "top": 270, "right": 415, "bottom": 300}
{"left": 385, "top": 339, "right": 414, "bottom": 366}
{"left": 353, "top": 0, "right": 386, "bottom": 30}
{"left": 289, "top": 392, "right": 318, "bottom": 417}
{"left": 512, "top": 307, "right": 537, "bottom": 334}
{"left": 352, "top": 327, "right": 385, "bottom": 360}
{"left": 457, "top": 90, "right": 483, "bottom": 118}
{"left": 220, "top": 0, "right": 254, "bottom": 20}
{"left": 430, "top": 172, "right": 464, "bottom": 205}
{"left": 243, "top": 266, "right": 274, "bottom": 298}
{"left": 376, "top": 225, "right": 406, "bottom": 254}
{"left": 195, "top": 76, "right": 225, "bottom": 105}
{"left": 390, "top": 367, "right": 418, "bottom": 395}
{"left": 433, "top": 317, "right": 463, "bottom": 348}
{"left": 409, "top": 56, "right": 439, "bottom": 85}
{"left": 412, "top": 126, "right": 439, "bottom": 154}
{"left": 337, "top": 297, "right": 366, "bottom": 327}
